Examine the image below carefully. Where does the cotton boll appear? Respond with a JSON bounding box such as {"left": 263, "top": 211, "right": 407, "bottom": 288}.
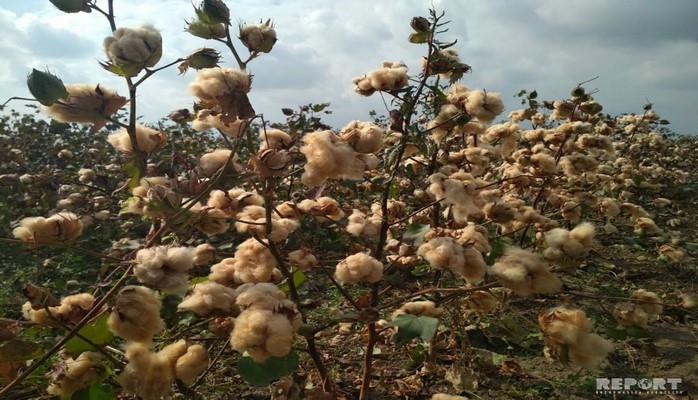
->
{"left": 569, "top": 222, "right": 595, "bottom": 249}
{"left": 230, "top": 309, "right": 294, "bottom": 363}
{"left": 417, "top": 236, "right": 465, "bottom": 272}
{"left": 614, "top": 302, "right": 649, "bottom": 327}
{"left": 335, "top": 253, "right": 384, "bottom": 284}
{"left": 193, "top": 243, "right": 216, "bottom": 266}
{"left": 300, "top": 130, "right": 366, "bottom": 186}
{"left": 287, "top": 248, "right": 318, "bottom": 271}
{"left": 235, "top": 282, "right": 287, "bottom": 311}
{"left": 188, "top": 67, "right": 254, "bottom": 120}
{"left": 568, "top": 333, "right": 614, "bottom": 369}
{"left": 538, "top": 308, "right": 591, "bottom": 346}
{"left": 465, "top": 90, "right": 505, "bottom": 122}
{"left": 631, "top": 289, "right": 663, "bottom": 316}
{"left": 460, "top": 247, "right": 487, "bottom": 284}
{"left": 199, "top": 149, "right": 240, "bottom": 177}
{"left": 432, "top": 394, "right": 468, "bottom": 400}
{"left": 634, "top": 217, "right": 662, "bottom": 234}
{"left": 491, "top": 247, "right": 561, "bottom": 297}
{"left": 103, "top": 25, "right": 162, "bottom": 70}
{"left": 107, "top": 124, "right": 167, "bottom": 154}
{"left": 178, "top": 281, "right": 238, "bottom": 316}
{"left": 107, "top": 285, "right": 165, "bottom": 343}
{"left": 47, "top": 351, "right": 103, "bottom": 398}
{"left": 466, "top": 290, "right": 498, "bottom": 313}
{"left": 42, "top": 83, "right": 128, "bottom": 132}
{"left": 340, "top": 120, "right": 384, "bottom": 153}
{"left": 13, "top": 212, "right": 84, "bottom": 247}
{"left": 392, "top": 300, "right": 443, "bottom": 319}
{"left": 260, "top": 128, "right": 292, "bottom": 150}
{"left": 118, "top": 342, "right": 173, "bottom": 400}
{"left": 175, "top": 344, "right": 209, "bottom": 385}
{"left": 158, "top": 339, "right": 189, "bottom": 365}
{"left": 598, "top": 197, "right": 620, "bottom": 218}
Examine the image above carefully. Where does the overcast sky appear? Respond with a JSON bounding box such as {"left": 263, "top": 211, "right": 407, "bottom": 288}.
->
{"left": 1, "top": 0, "right": 696, "bottom": 135}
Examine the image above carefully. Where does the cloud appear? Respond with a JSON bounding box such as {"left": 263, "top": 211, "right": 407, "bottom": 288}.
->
{"left": 1, "top": 0, "right": 696, "bottom": 135}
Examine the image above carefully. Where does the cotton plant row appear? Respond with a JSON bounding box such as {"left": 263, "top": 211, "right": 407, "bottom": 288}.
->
{"left": 3, "top": 2, "right": 689, "bottom": 399}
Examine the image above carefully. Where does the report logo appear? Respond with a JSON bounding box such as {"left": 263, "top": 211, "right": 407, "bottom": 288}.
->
{"left": 596, "top": 377, "right": 684, "bottom": 395}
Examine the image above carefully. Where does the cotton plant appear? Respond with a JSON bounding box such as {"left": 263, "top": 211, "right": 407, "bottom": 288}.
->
{"left": 4, "top": 2, "right": 690, "bottom": 400}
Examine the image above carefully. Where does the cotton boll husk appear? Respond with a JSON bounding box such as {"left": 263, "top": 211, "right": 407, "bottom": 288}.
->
{"left": 108, "top": 285, "right": 165, "bottom": 343}
{"left": 178, "top": 281, "right": 238, "bottom": 316}
{"left": 631, "top": 289, "right": 663, "bottom": 315}
{"left": 568, "top": 333, "right": 614, "bottom": 369}
{"left": 538, "top": 308, "right": 592, "bottom": 346}
{"left": 42, "top": 83, "right": 128, "bottom": 131}
{"left": 175, "top": 344, "right": 209, "bottom": 385}
{"left": 335, "top": 253, "right": 384, "bottom": 284}
{"left": 47, "top": 351, "right": 103, "bottom": 398}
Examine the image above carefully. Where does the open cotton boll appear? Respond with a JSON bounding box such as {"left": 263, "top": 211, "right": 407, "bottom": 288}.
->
{"left": 230, "top": 309, "right": 294, "bottom": 363}
{"left": 178, "top": 281, "right": 238, "bottom": 316}
{"left": 634, "top": 217, "right": 662, "bottom": 234}
{"left": 432, "top": 395, "right": 469, "bottom": 400}
{"left": 632, "top": 289, "right": 663, "bottom": 315}
{"left": 13, "top": 212, "right": 84, "bottom": 247}
{"left": 107, "top": 124, "right": 167, "bottom": 154}
{"left": 340, "top": 120, "right": 384, "bottom": 153}
{"left": 107, "top": 285, "right": 165, "bottom": 343}
{"left": 259, "top": 128, "right": 292, "bottom": 150}
{"left": 119, "top": 342, "right": 173, "bottom": 400}
{"left": 192, "top": 110, "right": 248, "bottom": 137}
{"left": 42, "top": 83, "right": 128, "bottom": 132}
{"left": 335, "top": 253, "right": 384, "bottom": 284}
{"left": 235, "top": 282, "right": 288, "bottom": 311}
{"left": 287, "top": 248, "right": 318, "bottom": 271}
{"left": 538, "top": 308, "right": 592, "bottom": 346}
{"left": 569, "top": 222, "right": 595, "bottom": 249}
{"left": 466, "top": 290, "right": 498, "bottom": 313}
{"left": 47, "top": 351, "right": 103, "bottom": 398}
{"left": 346, "top": 209, "right": 382, "bottom": 237}
{"left": 175, "top": 344, "right": 209, "bottom": 385}
{"left": 392, "top": 300, "right": 443, "bottom": 320}
{"left": 417, "top": 236, "right": 465, "bottom": 272}
{"left": 199, "top": 149, "right": 240, "bottom": 177}
{"left": 209, "top": 238, "right": 277, "bottom": 285}
{"left": 188, "top": 67, "right": 254, "bottom": 120}
{"left": 490, "top": 247, "right": 561, "bottom": 297}
{"left": 299, "top": 130, "right": 372, "bottom": 186}
{"left": 464, "top": 89, "right": 505, "bottom": 122}
{"left": 568, "top": 333, "right": 614, "bottom": 369}
{"left": 613, "top": 302, "right": 649, "bottom": 327}
{"left": 103, "top": 25, "right": 162, "bottom": 70}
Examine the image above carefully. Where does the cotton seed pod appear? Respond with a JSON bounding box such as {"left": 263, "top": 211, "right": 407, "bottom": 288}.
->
{"left": 335, "top": 253, "right": 384, "bottom": 284}
{"left": 107, "top": 285, "right": 165, "bottom": 342}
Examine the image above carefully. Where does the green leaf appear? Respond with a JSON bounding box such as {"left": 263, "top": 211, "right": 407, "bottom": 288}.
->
{"left": 486, "top": 237, "right": 513, "bottom": 264}
{"left": 604, "top": 325, "right": 628, "bottom": 340}
{"left": 189, "top": 276, "right": 210, "bottom": 285}
{"left": 403, "top": 223, "right": 431, "bottom": 246}
{"left": 625, "top": 325, "right": 650, "bottom": 338}
{"left": 279, "top": 270, "right": 306, "bottom": 293}
{"left": 122, "top": 159, "right": 141, "bottom": 189}
{"left": 408, "top": 31, "right": 428, "bottom": 44}
{"left": 72, "top": 382, "right": 115, "bottom": 400}
{"left": 528, "top": 90, "right": 538, "bottom": 100}
{"left": 386, "top": 314, "right": 439, "bottom": 346}
{"left": 281, "top": 108, "right": 294, "bottom": 116}
{"left": 65, "top": 313, "right": 115, "bottom": 356}
{"left": 236, "top": 353, "right": 300, "bottom": 386}
{"left": 0, "top": 339, "right": 43, "bottom": 362}
{"left": 310, "top": 103, "right": 330, "bottom": 113}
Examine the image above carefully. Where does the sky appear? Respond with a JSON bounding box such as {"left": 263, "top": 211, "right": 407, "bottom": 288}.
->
{"left": 1, "top": 0, "right": 697, "bottom": 135}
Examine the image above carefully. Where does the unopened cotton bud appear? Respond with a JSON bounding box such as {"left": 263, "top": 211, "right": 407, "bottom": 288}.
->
{"left": 26, "top": 69, "right": 69, "bottom": 106}
{"left": 196, "top": 0, "right": 230, "bottom": 25}
{"left": 410, "top": 16, "right": 430, "bottom": 33}
{"left": 185, "top": 18, "right": 226, "bottom": 39}
{"left": 179, "top": 48, "right": 221, "bottom": 74}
